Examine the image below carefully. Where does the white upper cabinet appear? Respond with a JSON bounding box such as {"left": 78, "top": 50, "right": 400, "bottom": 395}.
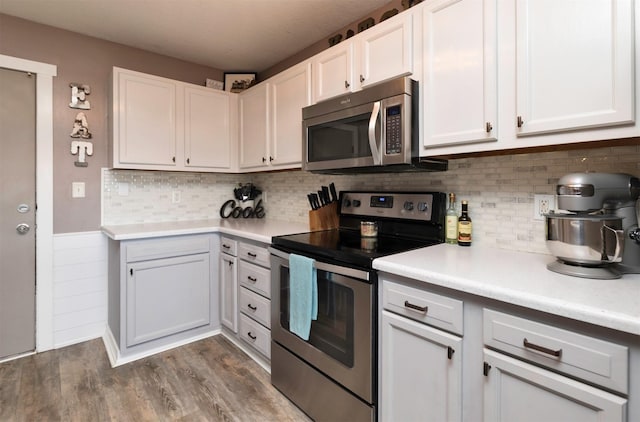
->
{"left": 239, "top": 83, "right": 269, "bottom": 170}
{"left": 359, "top": 12, "right": 414, "bottom": 88}
{"left": 111, "top": 67, "right": 236, "bottom": 172}
{"left": 184, "top": 85, "right": 234, "bottom": 170}
{"left": 312, "top": 41, "right": 354, "bottom": 102}
{"left": 515, "top": 0, "right": 635, "bottom": 136}
{"left": 269, "top": 61, "right": 312, "bottom": 167}
{"left": 113, "top": 69, "right": 177, "bottom": 167}
{"left": 312, "top": 12, "right": 414, "bottom": 103}
{"left": 421, "top": 0, "right": 497, "bottom": 148}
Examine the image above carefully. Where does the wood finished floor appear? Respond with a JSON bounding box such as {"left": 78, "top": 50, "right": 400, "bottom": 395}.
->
{"left": 0, "top": 335, "right": 311, "bottom": 421}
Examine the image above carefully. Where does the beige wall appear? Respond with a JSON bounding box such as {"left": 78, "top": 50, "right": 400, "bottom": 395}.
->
{"left": 0, "top": 14, "right": 224, "bottom": 233}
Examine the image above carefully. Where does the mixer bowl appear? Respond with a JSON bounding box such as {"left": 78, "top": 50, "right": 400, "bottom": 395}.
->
{"left": 545, "top": 214, "right": 624, "bottom": 265}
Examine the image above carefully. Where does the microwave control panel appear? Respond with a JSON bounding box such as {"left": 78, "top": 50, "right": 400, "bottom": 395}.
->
{"left": 385, "top": 106, "right": 402, "bottom": 155}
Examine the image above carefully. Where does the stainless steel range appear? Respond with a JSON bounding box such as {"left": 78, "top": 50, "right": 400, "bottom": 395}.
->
{"left": 270, "top": 191, "right": 446, "bottom": 421}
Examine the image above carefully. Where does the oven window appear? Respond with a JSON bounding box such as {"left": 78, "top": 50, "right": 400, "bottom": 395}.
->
{"left": 279, "top": 267, "right": 355, "bottom": 368}
{"left": 307, "top": 113, "right": 372, "bottom": 162}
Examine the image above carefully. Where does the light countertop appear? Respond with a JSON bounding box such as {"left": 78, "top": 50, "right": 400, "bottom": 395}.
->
{"left": 373, "top": 243, "right": 640, "bottom": 336}
{"left": 101, "top": 218, "right": 310, "bottom": 244}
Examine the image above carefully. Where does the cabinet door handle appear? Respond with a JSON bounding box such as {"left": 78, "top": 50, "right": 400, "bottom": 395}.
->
{"left": 483, "top": 362, "right": 492, "bottom": 376}
{"left": 523, "top": 338, "right": 562, "bottom": 357}
{"left": 247, "top": 304, "right": 257, "bottom": 311}
{"left": 360, "top": 74, "right": 365, "bottom": 83}
{"left": 228, "top": 260, "right": 233, "bottom": 267}
{"left": 247, "top": 252, "right": 257, "bottom": 258}
{"left": 517, "top": 115, "right": 524, "bottom": 128}
{"left": 247, "top": 332, "right": 257, "bottom": 340}
{"left": 404, "top": 300, "right": 428, "bottom": 314}
{"left": 172, "top": 156, "right": 176, "bottom": 163}
{"left": 485, "top": 122, "right": 493, "bottom": 133}
{"left": 247, "top": 276, "right": 257, "bottom": 282}
{"left": 186, "top": 158, "right": 190, "bottom": 164}
{"left": 447, "top": 346, "right": 455, "bottom": 360}
{"left": 262, "top": 157, "right": 267, "bottom": 163}
{"left": 269, "top": 156, "right": 274, "bottom": 162}
{"left": 345, "top": 80, "right": 350, "bottom": 89}
{"left": 130, "top": 268, "right": 133, "bottom": 276}
{"left": 222, "top": 244, "right": 230, "bottom": 249}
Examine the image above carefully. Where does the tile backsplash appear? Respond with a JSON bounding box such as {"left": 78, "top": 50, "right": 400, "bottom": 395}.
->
{"left": 102, "top": 143, "right": 639, "bottom": 254}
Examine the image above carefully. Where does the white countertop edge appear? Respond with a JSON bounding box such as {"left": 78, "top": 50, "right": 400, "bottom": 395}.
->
{"left": 374, "top": 259, "right": 640, "bottom": 336}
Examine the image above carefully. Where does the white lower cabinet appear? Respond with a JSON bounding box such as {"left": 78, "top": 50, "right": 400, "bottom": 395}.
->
{"left": 106, "top": 234, "right": 218, "bottom": 365}
{"left": 219, "top": 238, "right": 238, "bottom": 333}
{"left": 381, "top": 310, "right": 462, "bottom": 422}
{"left": 483, "top": 349, "right": 627, "bottom": 422}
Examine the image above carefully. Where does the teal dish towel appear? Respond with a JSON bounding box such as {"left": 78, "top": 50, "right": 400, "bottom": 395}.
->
{"left": 289, "top": 253, "right": 318, "bottom": 341}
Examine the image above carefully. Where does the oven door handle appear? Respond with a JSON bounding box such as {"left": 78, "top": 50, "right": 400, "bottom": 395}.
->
{"left": 269, "top": 247, "right": 370, "bottom": 282}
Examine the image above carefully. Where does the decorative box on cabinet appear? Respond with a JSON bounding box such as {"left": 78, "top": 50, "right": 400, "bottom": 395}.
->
{"left": 110, "top": 67, "right": 236, "bottom": 172}
{"left": 105, "top": 234, "right": 218, "bottom": 366}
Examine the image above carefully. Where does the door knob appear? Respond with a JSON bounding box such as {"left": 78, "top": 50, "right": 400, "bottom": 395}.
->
{"left": 16, "top": 223, "right": 30, "bottom": 234}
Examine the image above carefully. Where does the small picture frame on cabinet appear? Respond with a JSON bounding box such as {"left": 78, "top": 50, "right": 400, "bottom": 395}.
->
{"left": 224, "top": 72, "right": 257, "bottom": 93}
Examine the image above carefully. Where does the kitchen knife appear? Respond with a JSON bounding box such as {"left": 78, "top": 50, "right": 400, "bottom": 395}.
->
{"left": 321, "top": 186, "right": 331, "bottom": 205}
{"left": 311, "top": 193, "right": 321, "bottom": 209}
{"left": 329, "top": 183, "right": 338, "bottom": 203}
{"left": 317, "top": 190, "right": 326, "bottom": 206}
{"left": 308, "top": 194, "right": 317, "bottom": 210}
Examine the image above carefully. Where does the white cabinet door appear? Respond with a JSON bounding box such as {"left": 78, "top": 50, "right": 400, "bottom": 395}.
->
{"left": 114, "top": 70, "right": 177, "bottom": 166}
{"left": 483, "top": 349, "right": 627, "bottom": 422}
{"left": 312, "top": 41, "right": 354, "bottom": 102}
{"left": 422, "top": 0, "right": 497, "bottom": 148}
{"left": 381, "top": 310, "right": 462, "bottom": 422}
{"left": 220, "top": 253, "right": 238, "bottom": 333}
{"left": 184, "top": 86, "right": 232, "bottom": 170}
{"left": 359, "top": 13, "right": 413, "bottom": 88}
{"left": 515, "top": 0, "right": 634, "bottom": 136}
{"left": 269, "top": 62, "right": 311, "bottom": 167}
{"left": 239, "top": 83, "right": 269, "bottom": 169}
{"left": 126, "top": 253, "right": 210, "bottom": 347}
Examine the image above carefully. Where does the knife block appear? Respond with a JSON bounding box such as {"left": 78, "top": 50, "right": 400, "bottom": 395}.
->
{"left": 309, "top": 202, "right": 339, "bottom": 231}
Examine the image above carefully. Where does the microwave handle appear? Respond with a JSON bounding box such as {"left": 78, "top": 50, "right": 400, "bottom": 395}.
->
{"left": 368, "top": 101, "right": 382, "bottom": 165}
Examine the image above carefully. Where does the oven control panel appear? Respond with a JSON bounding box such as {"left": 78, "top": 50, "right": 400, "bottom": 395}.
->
{"left": 341, "top": 192, "right": 435, "bottom": 221}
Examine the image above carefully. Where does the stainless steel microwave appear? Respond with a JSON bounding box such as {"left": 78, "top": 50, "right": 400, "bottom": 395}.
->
{"left": 302, "top": 77, "right": 447, "bottom": 174}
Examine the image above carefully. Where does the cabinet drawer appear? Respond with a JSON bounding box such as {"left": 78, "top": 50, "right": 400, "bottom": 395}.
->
{"left": 238, "top": 241, "right": 270, "bottom": 268}
{"left": 238, "top": 260, "right": 271, "bottom": 298}
{"left": 239, "top": 287, "right": 270, "bottom": 328}
{"left": 126, "top": 235, "right": 210, "bottom": 262}
{"left": 220, "top": 236, "right": 237, "bottom": 256}
{"left": 382, "top": 280, "right": 463, "bottom": 335}
{"left": 239, "top": 313, "right": 270, "bottom": 359}
{"left": 483, "top": 309, "right": 628, "bottom": 394}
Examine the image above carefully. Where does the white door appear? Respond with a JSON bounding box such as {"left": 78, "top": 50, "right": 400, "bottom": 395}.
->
{"left": 238, "top": 84, "right": 269, "bottom": 169}
{"left": 269, "top": 62, "right": 311, "bottom": 167}
{"left": 483, "top": 349, "right": 627, "bottom": 422}
{"left": 380, "top": 310, "right": 462, "bottom": 422}
{"left": 515, "top": 0, "right": 634, "bottom": 135}
{"left": 184, "top": 86, "right": 232, "bottom": 169}
{"left": 312, "top": 42, "right": 354, "bottom": 102}
{"left": 0, "top": 67, "right": 36, "bottom": 359}
{"left": 422, "top": 0, "right": 498, "bottom": 147}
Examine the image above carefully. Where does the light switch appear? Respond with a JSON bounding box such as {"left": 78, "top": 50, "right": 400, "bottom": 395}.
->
{"left": 72, "top": 182, "right": 85, "bottom": 198}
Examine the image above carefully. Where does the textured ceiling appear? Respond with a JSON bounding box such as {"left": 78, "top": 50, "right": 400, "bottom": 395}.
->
{"left": 0, "top": 0, "right": 392, "bottom": 72}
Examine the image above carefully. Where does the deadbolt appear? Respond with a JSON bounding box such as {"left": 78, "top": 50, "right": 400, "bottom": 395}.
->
{"left": 16, "top": 223, "right": 30, "bottom": 234}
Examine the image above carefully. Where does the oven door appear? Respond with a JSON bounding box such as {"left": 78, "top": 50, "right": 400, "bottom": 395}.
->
{"left": 270, "top": 247, "right": 375, "bottom": 403}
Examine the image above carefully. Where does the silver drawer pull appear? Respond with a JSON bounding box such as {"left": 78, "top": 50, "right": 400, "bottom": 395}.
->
{"left": 247, "top": 304, "right": 257, "bottom": 311}
{"left": 523, "top": 338, "right": 562, "bottom": 357}
{"left": 247, "top": 332, "right": 257, "bottom": 340}
{"left": 404, "top": 300, "right": 428, "bottom": 314}
{"left": 247, "top": 276, "right": 257, "bottom": 282}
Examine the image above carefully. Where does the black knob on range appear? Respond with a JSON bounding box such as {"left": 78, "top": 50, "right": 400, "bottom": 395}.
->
{"left": 353, "top": 199, "right": 361, "bottom": 207}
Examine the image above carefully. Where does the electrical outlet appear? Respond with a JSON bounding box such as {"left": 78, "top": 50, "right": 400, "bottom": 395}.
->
{"left": 533, "top": 194, "right": 556, "bottom": 221}
{"left": 172, "top": 191, "right": 181, "bottom": 204}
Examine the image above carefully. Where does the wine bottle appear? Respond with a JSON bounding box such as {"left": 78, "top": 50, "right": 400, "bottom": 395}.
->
{"left": 457, "top": 200, "right": 472, "bottom": 246}
{"left": 445, "top": 193, "right": 458, "bottom": 244}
